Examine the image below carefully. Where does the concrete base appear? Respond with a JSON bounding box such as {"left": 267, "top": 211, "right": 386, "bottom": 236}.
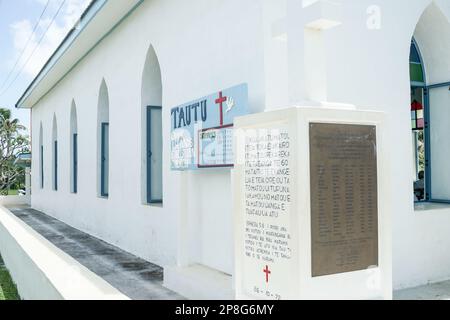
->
{"left": 164, "top": 264, "right": 234, "bottom": 300}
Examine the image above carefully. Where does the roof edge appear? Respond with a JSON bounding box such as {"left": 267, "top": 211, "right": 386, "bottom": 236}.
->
{"left": 15, "top": 0, "right": 107, "bottom": 109}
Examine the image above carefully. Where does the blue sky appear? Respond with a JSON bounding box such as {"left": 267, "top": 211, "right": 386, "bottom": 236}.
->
{"left": 0, "top": 0, "right": 90, "bottom": 133}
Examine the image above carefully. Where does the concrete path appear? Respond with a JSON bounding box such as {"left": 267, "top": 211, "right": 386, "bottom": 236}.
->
{"left": 7, "top": 206, "right": 183, "bottom": 300}
{"left": 394, "top": 280, "right": 450, "bottom": 300}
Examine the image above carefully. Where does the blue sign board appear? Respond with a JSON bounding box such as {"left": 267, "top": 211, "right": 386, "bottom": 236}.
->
{"left": 170, "top": 83, "right": 249, "bottom": 170}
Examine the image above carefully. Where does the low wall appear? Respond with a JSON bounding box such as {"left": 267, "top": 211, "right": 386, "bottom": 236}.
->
{"left": 0, "top": 205, "right": 129, "bottom": 300}
{"left": 394, "top": 203, "right": 450, "bottom": 290}
{"left": 0, "top": 195, "right": 31, "bottom": 206}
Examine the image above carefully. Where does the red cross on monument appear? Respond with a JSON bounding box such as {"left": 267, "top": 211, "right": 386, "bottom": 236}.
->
{"left": 263, "top": 265, "right": 271, "bottom": 283}
{"left": 215, "top": 91, "right": 227, "bottom": 126}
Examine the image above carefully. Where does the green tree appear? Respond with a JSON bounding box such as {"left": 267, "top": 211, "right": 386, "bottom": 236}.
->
{"left": 0, "top": 108, "right": 30, "bottom": 195}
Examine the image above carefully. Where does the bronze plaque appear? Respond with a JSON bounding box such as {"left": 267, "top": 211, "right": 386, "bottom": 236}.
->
{"left": 310, "top": 123, "right": 378, "bottom": 277}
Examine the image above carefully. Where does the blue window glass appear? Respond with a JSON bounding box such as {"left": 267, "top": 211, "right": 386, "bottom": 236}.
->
{"left": 101, "top": 123, "right": 109, "bottom": 197}
{"left": 147, "top": 106, "right": 163, "bottom": 204}
{"left": 54, "top": 140, "right": 58, "bottom": 191}
{"left": 73, "top": 133, "right": 78, "bottom": 194}
{"left": 40, "top": 145, "right": 44, "bottom": 188}
{"left": 410, "top": 42, "right": 421, "bottom": 63}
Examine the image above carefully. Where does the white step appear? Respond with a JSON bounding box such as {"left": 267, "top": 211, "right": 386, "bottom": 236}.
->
{"left": 164, "top": 264, "right": 234, "bottom": 300}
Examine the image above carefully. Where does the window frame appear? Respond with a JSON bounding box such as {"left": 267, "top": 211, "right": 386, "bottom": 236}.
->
{"left": 73, "top": 133, "right": 78, "bottom": 194}
{"left": 410, "top": 39, "right": 427, "bottom": 203}
{"left": 411, "top": 40, "right": 450, "bottom": 203}
{"left": 40, "top": 145, "right": 44, "bottom": 189}
{"left": 424, "top": 81, "right": 450, "bottom": 204}
{"left": 410, "top": 38, "right": 426, "bottom": 87}
{"left": 53, "top": 140, "right": 58, "bottom": 191}
{"left": 146, "top": 105, "right": 163, "bottom": 204}
{"left": 100, "top": 122, "right": 109, "bottom": 197}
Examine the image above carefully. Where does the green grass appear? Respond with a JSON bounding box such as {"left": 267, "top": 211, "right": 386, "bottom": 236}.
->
{"left": 0, "top": 255, "right": 20, "bottom": 300}
{"left": 7, "top": 189, "right": 18, "bottom": 196}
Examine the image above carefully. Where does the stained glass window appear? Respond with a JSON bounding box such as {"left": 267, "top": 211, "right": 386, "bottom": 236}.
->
{"left": 410, "top": 41, "right": 425, "bottom": 84}
{"left": 410, "top": 39, "right": 427, "bottom": 202}
{"left": 411, "top": 99, "right": 424, "bottom": 130}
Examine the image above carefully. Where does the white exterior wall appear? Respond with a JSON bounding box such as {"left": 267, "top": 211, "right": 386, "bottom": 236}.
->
{"left": 29, "top": 0, "right": 450, "bottom": 292}
{"left": 322, "top": 0, "right": 450, "bottom": 289}
{"left": 31, "top": 0, "right": 267, "bottom": 274}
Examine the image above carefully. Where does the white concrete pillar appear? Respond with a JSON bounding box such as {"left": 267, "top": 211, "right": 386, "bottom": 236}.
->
{"left": 286, "top": 0, "right": 306, "bottom": 104}
{"left": 283, "top": 0, "right": 342, "bottom": 104}
{"left": 177, "top": 171, "right": 190, "bottom": 267}
{"left": 302, "top": 0, "right": 342, "bottom": 103}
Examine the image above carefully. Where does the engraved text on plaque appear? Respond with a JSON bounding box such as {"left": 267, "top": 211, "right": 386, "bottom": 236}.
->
{"left": 310, "top": 123, "right": 378, "bottom": 277}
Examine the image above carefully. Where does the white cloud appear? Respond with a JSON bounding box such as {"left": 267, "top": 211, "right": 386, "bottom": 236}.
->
{"left": 9, "top": 0, "right": 91, "bottom": 77}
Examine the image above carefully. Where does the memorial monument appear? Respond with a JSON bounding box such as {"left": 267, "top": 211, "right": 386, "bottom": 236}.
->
{"left": 233, "top": 106, "right": 392, "bottom": 300}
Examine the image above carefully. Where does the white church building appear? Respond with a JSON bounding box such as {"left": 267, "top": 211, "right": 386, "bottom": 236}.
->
{"left": 13, "top": 0, "right": 450, "bottom": 299}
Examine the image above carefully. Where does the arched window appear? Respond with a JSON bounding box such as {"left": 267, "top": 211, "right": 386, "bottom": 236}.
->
{"left": 141, "top": 45, "right": 163, "bottom": 204}
{"left": 97, "top": 80, "right": 110, "bottom": 198}
{"left": 39, "top": 122, "right": 44, "bottom": 189}
{"left": 410, "top": 39, "right": 425, "bottom": 86}
{"left": 410, "top": 39, "right": 426, "bottom": 202}
{"left": 411, "top": 3, "right": 450, "bottom": 203}
{"left": 70, "top": 101, "right": 78, "bottom": 193}
{"left": 52, "top": 114, "right": 58, "bottom": 191}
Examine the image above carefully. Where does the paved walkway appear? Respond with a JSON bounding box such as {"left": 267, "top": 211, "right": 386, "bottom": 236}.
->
{"left": 394, "top": 280, "right": 450, "bottom": 300}
{"left": 7, "top": 206, "right": 183, "bottom": 300}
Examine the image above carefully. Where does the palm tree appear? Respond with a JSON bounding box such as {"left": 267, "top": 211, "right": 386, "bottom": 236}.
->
{"left": 0, "top": 108, "right": 29, "bottom": 195}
